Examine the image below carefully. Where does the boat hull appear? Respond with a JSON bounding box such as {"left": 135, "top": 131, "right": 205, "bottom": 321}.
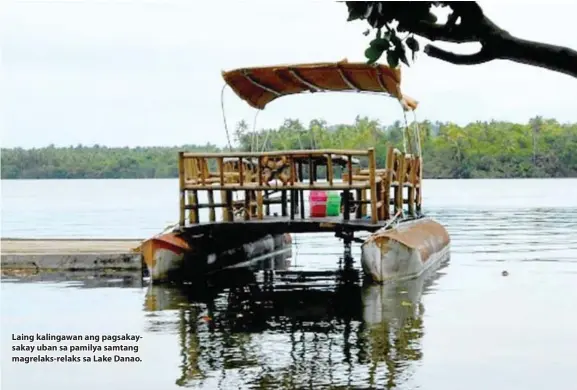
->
{"left": 141, "top": 231, "right": 292, "bottom": 283}
{"left": 360, "top": 217, "right": 450, "bottom": 283}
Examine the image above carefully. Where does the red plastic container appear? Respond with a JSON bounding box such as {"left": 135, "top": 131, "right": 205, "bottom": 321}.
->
{"left": 309, "top": 190, "right": 328, "bottom": 217}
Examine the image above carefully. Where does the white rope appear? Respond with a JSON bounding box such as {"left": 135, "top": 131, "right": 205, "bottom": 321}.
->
{"left": 400, "top": 104, "right": 409, "bottom": 154}
{"left": 412, "top": 110, "right": 422, "bottom": 157}
{"left": 412, "top": 110, "right": 423, "bottom": 212}
{"left": 384, "top": 210, "right": 403, "bottom": 230}
{"left": 220, "top": 84, "right": 234, "bottom": 152}
{"left": 220, "top": 84, "right": 241, "bottom": 206}
{"left": 251, "top": 110, "right": 260, "bottom": 152}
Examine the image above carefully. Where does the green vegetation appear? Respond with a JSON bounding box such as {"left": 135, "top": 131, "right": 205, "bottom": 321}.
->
{"left": 2, "top": 116, "right": 576, "bottom": 179}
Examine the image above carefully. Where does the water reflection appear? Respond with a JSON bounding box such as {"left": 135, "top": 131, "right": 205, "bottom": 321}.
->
{"left": 0, "top": 270, "right": 143, "bottom": 288}
{"left": 144, "top": 258, "right": 449, "bottom": 389}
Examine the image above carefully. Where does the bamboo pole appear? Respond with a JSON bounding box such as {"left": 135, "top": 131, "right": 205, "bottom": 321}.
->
{"left": 347, "top": 155, "right": 353, "bottom": 186}
{"left": 408, "top": 156, "right": 416, "bottom": 217}
{"left": 207, "top": 190, "right": 216, "bottom": 222}
{"left": 416, "top": 156, "right": 422, "bottom": 214}
{"left": 368, "top": 148, "right": 378, "bottom": 224}
{"left": 216, "top": 157, "right": 227, "bottom": 222}
{"left": 217, "top": 157, "right": 225, "bottom": 185}
{"left": 219, "top": 191, "right": 227, "bottom": 221}
{"left": 343, "top": 190, "right": 350, "bottom": 221}
{"left": 238, "top": 157, "right": 244, "bottom": 185}
{"left": 189, "top": 191, "right": 199, "bottom": 224}
{"left": 355, "top": 189, "right": 362, "bottom": 219}
{"left": 243, "top": 190, "right": 250, "bottom": 220}
{"left": 395, "top": 153, "right": 406, "bottom": 215}
{"left": 225, "top": 191, "right": 234, "bottom": 221}
{"left": 376, "top": 181, "right": 383, "bottom": 220}
{"left": 257, "top": 156, "right": 263, "bottom": 186}
{"left": 182, "top": 180, "right": 383, "bottom": 192}
{"left": 257, "top": 191, "right": 264, "bottom": 220}
{"left": 199, "top": 158, "right": 207, "bottom": 185}
{"left": 384, "top": 146, "right": 394, "bottom": 221}
{"left": 289, "top": 156, "right": 296, "bottom": 185}
{"left": 178, "top": 152, "right": 185, "bottom": 226}
{"left": 187, "top": 157, "right": 197, "bottom": 223}
{"left": 183, "top": 149, "right": 370, "bottom": 158}
{"left": 308, "top": 154, "right": 314, "bottom": 186}
{"left": 326, "top": 154, "right": 334, "bottom": 186}
{"left": 282, "top": 191, "right": 288, "bottom": 217}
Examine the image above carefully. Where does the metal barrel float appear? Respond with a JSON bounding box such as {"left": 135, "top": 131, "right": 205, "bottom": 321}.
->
{"left": 360, "top": 217, "right": 450, "bottom": 283}
{"left": 140, "top": 231, "right": 292, "bottom": 283}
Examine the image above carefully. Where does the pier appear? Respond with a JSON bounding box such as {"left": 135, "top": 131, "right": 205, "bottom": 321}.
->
{"left": 1, "top": 239, "right": 142, "bottom": 272}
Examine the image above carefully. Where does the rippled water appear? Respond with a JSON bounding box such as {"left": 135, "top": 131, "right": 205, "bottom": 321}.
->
{"left": 2, "top": 178, "right": 577, "bottom": 389}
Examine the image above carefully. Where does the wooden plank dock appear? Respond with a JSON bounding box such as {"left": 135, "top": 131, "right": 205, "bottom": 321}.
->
{"left": 1, "top": 239, "right": 143, "bottom": 271}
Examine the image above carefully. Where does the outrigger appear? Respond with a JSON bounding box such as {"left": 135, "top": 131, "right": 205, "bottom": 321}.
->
{"left": 139, "top": 59, "right": 450, "bottom": 283}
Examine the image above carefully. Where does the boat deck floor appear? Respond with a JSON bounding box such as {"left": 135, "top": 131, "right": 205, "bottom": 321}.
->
{"left": 179, "top": 215, "right": 412, "bottom": 236}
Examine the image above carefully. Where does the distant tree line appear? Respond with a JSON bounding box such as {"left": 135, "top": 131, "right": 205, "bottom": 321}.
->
{"left": 2, "top": 117, "right": 576, "bottom": 179}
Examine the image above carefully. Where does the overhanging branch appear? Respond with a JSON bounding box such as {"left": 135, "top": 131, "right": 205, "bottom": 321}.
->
{"left": 496, "top": 35, "right": 577, "bottom": 78}
{"left": 424, "top": 44, "right": 495, "bottom": 65}
{"left": 347, "top": 1, "right": 577, "bottom": 79}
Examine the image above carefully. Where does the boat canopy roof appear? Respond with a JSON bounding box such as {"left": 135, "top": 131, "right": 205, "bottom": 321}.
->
{"left": 222, "top": 60, "right": 418, "bottom": 111}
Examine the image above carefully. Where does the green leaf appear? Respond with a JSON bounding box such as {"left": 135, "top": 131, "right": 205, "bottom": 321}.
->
{"left": 386, "top": 50, "right": 399, "bottom": 68}
{"left": 406, "top": 36, "right": 420, "bottom": 62}
{"left": 369, "top": 37, "right": 389, "bottom": 51}
{"left": 398, "top": 47, "right": 409, "bottom": 66}
{"left": 365, "top": 46, "right": 384, "bottom": 64}
{"left": 390, "top": 33, "right": 402, "bottom": 48}
{"left": 406, "top": 36, "right": 420, "bottom": 52}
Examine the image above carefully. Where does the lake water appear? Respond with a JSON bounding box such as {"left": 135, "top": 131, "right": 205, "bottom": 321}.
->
{"left": 2, "top": 178, "right": 577, "bottom": 389}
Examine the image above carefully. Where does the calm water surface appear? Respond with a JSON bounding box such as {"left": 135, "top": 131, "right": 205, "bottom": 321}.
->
{"left": 2, "top": 178, "right": 577, "bottom": 389}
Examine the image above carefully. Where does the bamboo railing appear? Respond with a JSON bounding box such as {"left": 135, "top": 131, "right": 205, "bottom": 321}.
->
{"left": 177, "top": 147, "right": 422, "bottom": 228}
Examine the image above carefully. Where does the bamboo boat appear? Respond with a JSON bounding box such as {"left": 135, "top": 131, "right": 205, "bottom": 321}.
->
{"left": 140, "top": 59, "right": 450, "bottom": 283}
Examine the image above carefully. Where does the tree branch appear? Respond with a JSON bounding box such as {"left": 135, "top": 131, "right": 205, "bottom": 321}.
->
{"left": 400, "top": 20, "right": 478, "bottom": 43}
{"left": 495, "top": 35, "right": 577, "bottom": 78}
{"left": 424, "top": 44, "right": 495, "bottom": 65}
{"left": 347, "top": 1, "right": 577, "bottom": 78}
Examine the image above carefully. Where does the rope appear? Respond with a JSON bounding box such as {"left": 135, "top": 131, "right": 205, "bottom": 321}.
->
{"left": 220, "top": 83, "right": 241, "bottom": 205}
{"left": 220, "top": 84, "right": 233, "bottom": 152}
{"left": 400, "top": 103, "right": 409, "bottom": 154}
{"left": 251, "top": 109, "right": 260, "bottom": 152}
{"left": 412, "top": 110, "right": 422, "bottom": 157}
{"left": 384, "top": 210, "right": 403, "bottom": 230}
{"left": 412, "top": 110, "right": 423, "bottom": 211}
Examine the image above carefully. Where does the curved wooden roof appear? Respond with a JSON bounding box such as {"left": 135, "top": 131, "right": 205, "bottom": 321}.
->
{"left": 222, "top": 60, "right": 418, "bottom": 111}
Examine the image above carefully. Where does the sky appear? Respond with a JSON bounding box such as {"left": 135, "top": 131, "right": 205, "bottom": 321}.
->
{"left": 2, "top": 0, "right": 577, "bottom": 149}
